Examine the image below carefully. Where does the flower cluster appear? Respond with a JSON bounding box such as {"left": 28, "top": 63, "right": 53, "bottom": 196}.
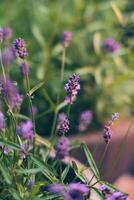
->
{"left": 57, "top": 113, "right": 69, "bottom": 135}
{"left": 13, "top": 38, "right": 28, "bottom": 59}
{"left": 103, "top": 38, "right": 120, "bottom": 53}
{"left": 43, "top": 182, "right": 89, "bottom": 200}
{"left": 17, "top": 120, "right": 34, "bottom": 140}
{"left": 78, "top": 110, "right": 92, "bottom": 132}
{"left": 64, "top": 73, "right": 80, "bottom": 104}
{"left": 55, "top": 137, "right": 70, "bottom": 159}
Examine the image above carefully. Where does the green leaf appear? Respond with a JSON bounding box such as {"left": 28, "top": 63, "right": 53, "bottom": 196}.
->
{"left": 0, "top": 163, "right": 12, "bottom": 185}
{"left": 31, "top": 156, "right": 56, "bottom": 181}
{"left": 0, "top": 139, "right": 20, "bottom": 151}
{"left": 92, "top": 187, "right": 105, "bottom": 200}
{"left": 82, "top": 143, "right": 100, "bottom": 179}
{"left": 61, "top": 165, "right": 70, "bottom": 182}
{"left": 72, "top": 161, "right": 86, "bottom": 182}
{"left": 10, "top": 189, "right": 22, "bottom": 200}
{"left": 29, "top": 81, "right": 45, "bottom": 96}
{"left": 16, "top": 168, "right": 42, "bottom": 175}
{"left": 13, "top": 113, "right": 30, "bottom": 120}
{"left": 43, "top": 89, "right": 56, "bottom": 112}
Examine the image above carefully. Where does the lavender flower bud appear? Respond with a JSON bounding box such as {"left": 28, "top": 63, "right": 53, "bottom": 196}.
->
{"left": 0, "top": 28, "right": 3, "bottom": 43}
{"left": 111, "top": 113, "right": 119, "bottom": 122}
{"left": 27, "top": 180, "right": 35, "bottom": 191}
{"left": 17, "top": 121, "right": 34, "bottom": 140}
{"left": 61, "top": 31, "right": 72, "bottom": 48}
{"left": 64, "top": 73, "right": 80, "bottom": 104}
{"left": 13, "top": 38, "right": 28, "bottom": 59}
{"left": 57, "top": 113, "right": 69, "bottom": 135}
{"left": 0, "top": 145, "right": 10, "bottom": 155}
{"left": 103, "top": 125, "right": 112, "bottom": 144}
{"left": 2, "top": 48, "right": 15, "bottom": 68}
{"left": 68, "top": 183, "right": 89, "bottom": 200}
{"left": 78, "top": 110, "right": 92, "bottom": 132}
{"left": 107, "top": 191, "right": 128, "bottom": 200}
{"left": 20, "top": 61, "right": 29, "bottom": 76}
{"left": 55, "top": 137, "right": 70, "bottom": 159}
{"left": 103, "top": 38, "right": 120, "bottom": 53}
{"left": 0, "top": 78, "right": 23, "bottom": 111}
{"left": 0, "top": 111, "right": 4, "bottom": 132}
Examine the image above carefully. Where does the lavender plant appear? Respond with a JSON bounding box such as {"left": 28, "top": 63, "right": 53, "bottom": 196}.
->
{"left": 0, "top": 27, "right": 129, "bottom": 200}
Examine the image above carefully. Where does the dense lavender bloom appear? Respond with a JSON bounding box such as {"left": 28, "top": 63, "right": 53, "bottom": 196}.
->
{"left": 0, "top": 78, "right": 23, "bottom": 111}
{"left": 13, "top": 38, "right": 28, "bottom": 59}
{"left": 103, "top": 38, "right": 120, "bottom": 53}
{"left": 0, "top": 111, "right": 4, "bottom": 132}
{"left": 20, "top": 61, "right": 29, "bottom": 76}
{"left": 3, "top": 27, "right": 12, "bottom": 41}
{"left": 2, "top": 48, "right": 15, "bottom": 67}
{"left": 57, "top": 113, "right": 69, "bottom": 135}
{"left": 19, "top": 143, "right": 33, "bottom": 160}
{"left": 17, "top": 121, "right": 34, "bottom": 140}
{"left": 67, "top": 183, "right": 89, "bottom": 200}
{"left": 27, "top": 180, "right": 35, "bottom": 191}
{"left": 55, "top": 137, "right": 70, "bottom": 159}
{"left": 107, "top": 191, "right": 128, "bottom": 200}
{"left": 111, "top": 113, "right": 119, "bottom": 122}
{"left": 61, "top": 31, "right": 72, "bottom": 48}
{"left": 64, "top": 73, "right": 80, "bottom": 104}
{"left": 0, "top": 28, "right": 3, "bottom": 43}
{"left": 103, "top": 125, "right": 112, "bottom": 144}
{"left": 78, "top": 110, "right": 92, "bottom": 132}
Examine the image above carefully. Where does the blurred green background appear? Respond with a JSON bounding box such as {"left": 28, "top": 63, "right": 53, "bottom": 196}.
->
{"left": 0, "top": 0, "right": 134, "bottom": 136}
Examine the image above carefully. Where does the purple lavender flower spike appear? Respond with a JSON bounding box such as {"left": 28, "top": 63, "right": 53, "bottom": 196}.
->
{"left": 67, "top": 183, "right": 89, "bottom": 200}
{"left": 27, "top": 180, "right": 35, "bottom": 191}
{"left": 100, "top": 185, "right": 111, "bottom": 198}
{"left": 0, "top": 28, "right": 3, "bottom": 43}
{"left": 62, "top": 31, "right": 72, "bottom": 48}
{"left": 3, "top": 27, "right": 12, "bottom": 41}
{"left": 0, "top": 78, "right": 23, "bottom": 111}
{"left": 78, "top": 110, "right": 92, "bottom": 132}
{"left": 13, "top": 38, "right": 28, "bottom": 59}
{"left": 17, "top": 120, "right": 34, "bottom": 140}
{"left": 103, "top": 38, "right": 120, "bottom": 53}
{"left": 55, "top": 137, "right": 70, "bottom": 159}
{"left": 103, "top": 125, "right": 112, "bottom": 144}
{"left": 0, "top": 111, "right": 4, "bottom": 132}
{"left": 20, "top": 61, "right": 29, "bottom": 76}
{"left": 107, "top": 191, "right": 129, "bottom": 200}
{"left": 57, "top": 113, "right": 69, "bottom": 135}
{"left": 2, "top": 48, "right": 15, "bottom": 68}
{"left": 64, "top": 73, "right": 80, "bottom": 104}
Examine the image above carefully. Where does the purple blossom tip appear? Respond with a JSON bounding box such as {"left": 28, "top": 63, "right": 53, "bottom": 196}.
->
{"left": 64, "top": 73, "right": 80, "bottom": 104}
{"left": 20, "top": 61, "right": 29, "bottom": 76}
{"left": 78, "top": 110, "right": 92, "bottom": 132}
{"left": 3, "top": 27, "right": 12, "bottom": 41}
{"left": 103, "top": 125, "right": 112, "bottom": 144}
{"left": 13, "top": 38, "right": 28, "bottom": 59}
{"left": 55, "top": 137, "right": 70, "bottom": 159}
{"left": 103, "top": 38, "right": 120, "bottom": 54}
{"left": 62, "top": 31, "right": 72, "bottom": 48}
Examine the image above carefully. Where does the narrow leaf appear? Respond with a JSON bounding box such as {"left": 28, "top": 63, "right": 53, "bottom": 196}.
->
{"left": 92, "top": 187, "right": 105, "bottom": 200}
{"left": 82, "top": 143, "right": 100, "bottom": 179}
{"left": 0, "top": 163, "right": 12, "bottom": 185}
{"left": 61, "top": 165, "right": 70, "bottom": 182}
{"left": 29, "top": 81, "right": 45, "bottom": 96}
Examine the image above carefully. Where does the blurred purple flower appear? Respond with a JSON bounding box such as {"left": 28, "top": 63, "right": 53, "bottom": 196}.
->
{"left": 55, "top": 137, "right": 70, "bottom": 159}
{"left": 0, "top": 78, "right": 23, "bottom": 111}
{"left": 20, "top": 61, "right": 29, "bottom": 77}
{"left": 64, "top": 73, "right": 80, "bottom": 104}
{"left": 0, "top": 111, "right": 4, "bottom": 132}
{"left": 61, "top": 31, "right": 72, "bottom": 48}
{"left": 0, "top": 145, "right": 10, "bottom": 155}
{"left": 103, "top": 38, "right": 120, "bottom": 53}
{"left": 111, "top": 113, "right": 119, "bottom": 122}
{"left": 107, "top": 191, "right": 128, "bottom": 200}
{"left": 103, "top": 125, "right": 112, "bottom": 144}
{"left": 100, "top": 185, "right": 111, "bottom": 198}
{"left": 57, "top": 113, "right": 69, "bottom": 135}
{"left": 2, "top": 48, "right": 15, "bottom": 67}
{"left": 17, "top": 120, "right": 34, "bottom": 140}
{"left": 67, "top": 183, "right": 89, "bottom": 200}
{"left": 3, "top": 27, "right": 12, "bottom": 41}
{"left": 13, "top": 38, "right": 28, "bottom": 59}
{"left": 46, "top": 183, "right": 65, "bottom": 194}
{"left": 78, "top": 110, "right": 92, "bottom": 132}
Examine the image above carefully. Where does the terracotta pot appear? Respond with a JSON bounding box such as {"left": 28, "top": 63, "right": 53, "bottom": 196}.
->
{"left": 70, "top": 117, "right": 134, "bottom": 183}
